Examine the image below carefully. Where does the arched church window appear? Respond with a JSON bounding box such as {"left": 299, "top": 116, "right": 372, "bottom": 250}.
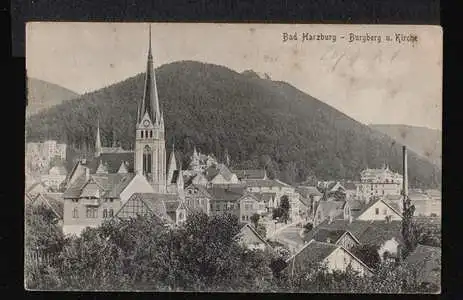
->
{"left": 141, "top": 131, "right": 144, "bottom": 138}
{"left": 143, "top": 145, "right": 152, "bottom": 175}
{"left": 150, "top": 131, "right": 153, "bottom": 138}
{"left": 145, "top": 130, "right": 148, "bottom": 138}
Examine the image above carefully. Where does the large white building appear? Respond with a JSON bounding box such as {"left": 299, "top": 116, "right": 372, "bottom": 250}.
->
{"left": 356, "top": 165, "right": 403, "bottom": 203}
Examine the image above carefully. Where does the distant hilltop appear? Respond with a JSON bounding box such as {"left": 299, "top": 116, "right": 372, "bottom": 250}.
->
{"left": 369, "top": 124, "right": 441, "bottom": 168}
{"left": 27, "top": 77, "right": 80, "bottom": 118}
{"left": 25, "top": 60, "right": 441, "bottom": 189}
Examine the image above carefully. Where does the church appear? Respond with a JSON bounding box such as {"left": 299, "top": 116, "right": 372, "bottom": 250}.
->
{"left": 62, "top": 26, "right": 186, "bottom": 236}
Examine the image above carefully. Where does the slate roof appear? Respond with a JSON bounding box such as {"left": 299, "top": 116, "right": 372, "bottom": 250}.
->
{"left": 314, "top": 219, "right": 404, "bottom": 246}
{"left": 304, "top": 228, "right": 350, "bottom": 244}
{"left": 206, "top": 164, "right": 235, "bottom": 181}
{"left": 355, "top": 197, "right": 403, "bottom": 219}
{"left": 86, "top": 152, "right": 134, "bottom": 174}
{"left": 233, "top": 169, "right": 266, "bottom": 180}
{"left": 317, "top": 200, "right": 346, "bottom": 218}
{"left": 207, "top": 185, "right": 246, "bottom": 202}
{"left": 243, "top": 179, "right": 288, "bottom": 188}
{"left": 296, "top": 186, "right": 323, "bottom": 198}
{"left": 185, "top": 184, "right": 212, "bottom": 198}
{"left": 120, "top": 193, "right": 173, "bottom": 222}
{"left": 287, "top": 240, "right": 338, "bottom": 266}
{"left": 63, "top": 173, "right": 135, "bottom": 199}
{"left": 235, "top": 223, "right": 271, "bottom": 247}
{"left": 404, "top": 244, "right": 441, "bottom": 286}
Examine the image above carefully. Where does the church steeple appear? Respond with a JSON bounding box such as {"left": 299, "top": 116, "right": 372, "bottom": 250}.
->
{"left": 95, "top": 120, "right": 102, "bottom": 157}
{"left": 138, "top": 24, "right": 161, "bottom": 125}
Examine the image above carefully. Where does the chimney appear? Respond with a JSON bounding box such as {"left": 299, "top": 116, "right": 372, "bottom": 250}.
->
{"left": 402, "top": 146, "right": 408, "bottom": 198}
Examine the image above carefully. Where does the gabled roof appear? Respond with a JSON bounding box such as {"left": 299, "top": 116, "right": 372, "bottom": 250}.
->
{"left": 243, "top": 179, "right": 289, "bottom": 188}
{"left": 296, "top": 186, "right": 323, "bottom": 198}
{"left": 286, "top": 239, "right": 338, "bottom": 266}
{"left": 206, "top": 164, "right": 236, "bottom": 182}
{"left": 26, "top": 181, "right": 47, "bottom": 194}
{"left": 207, "top": 185, "right": 246, "bottom": 202}
{"left": 37, "top": 193, "right": 64, "bottom": 219}
{"left": 251, "top": 192, "right": 277, "bottom": 203}
{"left": 48, "top": 165, "right": 67, "bottom": 176}
{"left": 286, "top": 240, "right": 373, "bottom": 275}
{"left": 233, "top": 169, "right": 266, "bottom": 180}
{"left": 118, "top": 193, "right": 173, "bottom": 223}
{"left": 316, "top": 200, "right": 346, "bottom": 218}
{"left": 63, "top": 173, "right": 136, "bottom": 199}
{"left": 314, "top": 219, "right": 404, "bottom": 246}
{"left": 356, "top": 197, "right": 403, "bottom": 219}
{"left": 303, "top": 228, "right": 360, "bottom": 245}
{"left": 235, "top": 223, "right": 271, "bottom": 248}
{"left": 185, "top": 184, "right": 212, "bottom": 198}
{"left": 87, "top": 152, "right": 135, "bottom": 174}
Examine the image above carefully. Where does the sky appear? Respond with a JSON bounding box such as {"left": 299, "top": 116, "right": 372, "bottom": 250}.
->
{"left": 26, "top": 23, "right": 442, "bottom": 130}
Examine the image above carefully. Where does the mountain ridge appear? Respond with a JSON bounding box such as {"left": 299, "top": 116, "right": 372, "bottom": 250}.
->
{"left": 369, "top": 124, "right": 441, "bottom": 167}
{"left": 25, "top": 60, "right": 441, "bottom": 189}
{"left": 27, "top": 77, "right": 80, "bottom": 117}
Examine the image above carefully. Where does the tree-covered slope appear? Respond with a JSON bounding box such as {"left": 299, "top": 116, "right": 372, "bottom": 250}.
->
{"left": 25, "top": 61, "right": 441, "bottom": 188}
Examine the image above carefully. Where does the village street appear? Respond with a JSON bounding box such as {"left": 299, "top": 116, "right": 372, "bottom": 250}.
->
{"left": 267, "top": 221, "right": 307, "bottom": 254}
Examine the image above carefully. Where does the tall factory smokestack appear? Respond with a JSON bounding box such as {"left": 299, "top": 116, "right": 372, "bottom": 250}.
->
{"left": 402, "top": 145, "right": 408, "bottom": 198}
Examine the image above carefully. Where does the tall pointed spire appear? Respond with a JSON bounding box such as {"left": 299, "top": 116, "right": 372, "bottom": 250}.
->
{"left": 167, "top": 142, "right": 178, "bottom": 184}
{"left": 95, "top": 120, "right": 102, "bottom": 157}
{"left": 138, "top": 24, "right": 161, "bottom": 124}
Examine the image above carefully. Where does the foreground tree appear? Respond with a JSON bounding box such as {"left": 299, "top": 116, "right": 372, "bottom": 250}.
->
{"left": 279, "top": 195, "right": 290, "bottom": 224}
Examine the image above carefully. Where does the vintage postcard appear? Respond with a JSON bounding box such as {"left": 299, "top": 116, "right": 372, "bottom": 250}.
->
{"left": 25, "top": 23, "right": 442, "bottom": 293}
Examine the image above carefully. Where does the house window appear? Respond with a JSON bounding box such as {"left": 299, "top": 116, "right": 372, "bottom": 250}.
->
{"left": 103, "top": 209, "right": 108, "bottom": 218}
{"left": 86, "top": 207, "right": 98, "bottom": 218}
{"left": 72, "top": 208, "right": 79, "bottom": 218}
{"left": 72, "top": 199, "right": 79, "bottom": 203}
{"left": 375, "top": 208, "right": 379, "bottom": 215}
{"left": 109, "top": 209, "right": 114, "bottom": 217}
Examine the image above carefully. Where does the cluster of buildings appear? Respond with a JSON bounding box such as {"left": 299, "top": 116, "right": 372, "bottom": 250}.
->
{"left": 24, "top": 28, "right": 441, "bottom": 288}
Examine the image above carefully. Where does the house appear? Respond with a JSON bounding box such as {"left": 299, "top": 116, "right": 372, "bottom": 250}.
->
{"left": 206, "top": 164, "right": 240, "bottom": 185}
{"left": 251, "top": 192, "right": 279, "bottom": 213}
{"left": 404, "top": 244, "right": 441, "bottom": 289}
{"left": 285, "top": 240, "right": 373, "bottom": 276}
{"left": 233, "top": 169, "right": 267, "bottom": 180}
{"left": 408, "top": 192, "right": 441, "bottom": 217}
{"left": 115, "top": 192, "right": 173, "bottom": 224}
{"left": 238, "top": 193, "right": 266, "bottom": 223}
{"left": 235, "top": 223, "right": 271, "bottom": 251}
{"left": 26, "top": 181, "right": 48, "bottom": 197}
{"left": 311, "top": 218, "right": 404, "bottom": 261}
{"left": 312, "top": 200, "right": 351, "bottom": 227}
{"left": 357, "top": 165, "right": 403, "bottom": 203}
{"left": 184, "top": 184, "right": 212, "bottom": 215}
{"left": 62, "top": 170, "right": 155, "bottom": 236}
{"left": 207, "top": 184, "right": 246, "bottom": 217}
{"left": 244, "top": 179, "right": 301, "bottom": 221}
{"left": 41, "top": 165, "right": 67, "bottom": 191}
{"left": 354, "top": 197, "right": 402, "bottom": 221}
{"left": 303, "top": 228, "right": 360, "bottom": 250}
{"left": 27, "top": 192, "right": 64, "bottom": 226}
{"left": 296, "top": 186, "right": 323, "bottom": 220}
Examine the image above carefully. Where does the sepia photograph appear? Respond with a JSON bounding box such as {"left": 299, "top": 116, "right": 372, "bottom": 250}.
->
{"left": 24, "top": 22, "right": 442, "bottom": 293}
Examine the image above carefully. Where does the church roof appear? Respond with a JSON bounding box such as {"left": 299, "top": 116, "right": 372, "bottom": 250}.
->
{"left": 138, "top": 25, "right": 161, "bottom": 124}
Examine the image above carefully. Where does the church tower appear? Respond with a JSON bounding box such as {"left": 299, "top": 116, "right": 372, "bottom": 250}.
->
{"left": 134, "top": 25, "right": 167, "bottom": 193}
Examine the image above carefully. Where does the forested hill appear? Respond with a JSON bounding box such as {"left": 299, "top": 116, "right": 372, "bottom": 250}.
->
{"left": 26, "top": 61, "right": 441, "bottom": 189}
{"left": 370, "top": 124, "right": 441, "bottom": 168}
{"left": 26, "top": 78, "right": 80, "bottom": 117}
